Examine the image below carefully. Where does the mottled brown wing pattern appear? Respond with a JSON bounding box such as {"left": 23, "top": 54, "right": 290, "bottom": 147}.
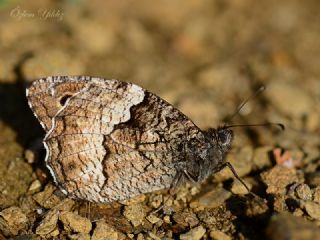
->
{"left": 99, "top": 92, "right": 202, "bottom": 202}
{"left": 27, "top": 76, "right": 202, "bottom": 203}
{"left": 26, "top": 76, "right": 89, "bottom": 131}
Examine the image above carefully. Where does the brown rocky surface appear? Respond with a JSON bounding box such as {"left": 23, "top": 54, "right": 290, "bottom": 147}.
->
{"left": 0, "top": 0, "right": 319, "bottom": 239}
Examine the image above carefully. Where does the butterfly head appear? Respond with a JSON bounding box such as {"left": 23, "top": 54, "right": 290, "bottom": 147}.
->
{"left": 206, "top": 127, "right": 233, "bottom": 152}
{"left": 193, "top": 126, "right": 233, "bottom": 182}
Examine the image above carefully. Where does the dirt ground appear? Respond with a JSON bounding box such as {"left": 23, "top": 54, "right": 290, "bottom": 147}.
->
{"left": 0, "top": 0, "right": 319, "bottom": 239}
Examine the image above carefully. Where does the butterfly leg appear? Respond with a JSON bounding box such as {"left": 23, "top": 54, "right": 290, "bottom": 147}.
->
{"left": 224, "top": 162, "right": 250, "bottom": 193}
{"left": 183, "top": 170, "right": 198, "bottom": 183}
{"left": 224, "top": 162, "right": 268, "bottom": 208}
{"left": 170, "top": 170, "right": 184, "bottom": 189}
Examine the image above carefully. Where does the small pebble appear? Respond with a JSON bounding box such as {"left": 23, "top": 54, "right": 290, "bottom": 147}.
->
{"left": 59, "top": 211, "right": 92, "bottom": 233}
{"left": 149, "top": 194, "right": 163, "bottom": 209}
{"left": 0, "top": 206, "right": 28, "bottom": 236}
{"left": 91, "top": 220, "right": 118, "bottom": 240}
{"left": 163, "top": 216, "right": 171, "bottom": 224}
{"left": 120, "top": 194, "right": 146, "bottom": 205}
{"left": 273, "top": 195, "right": 288, "bottom": 213}
{"left": 197, "top": 208, "right": 231, "bottom": 227}
{"left": 190, "top": 186, "right": 201, "bottom": 196}
{"left": 210, "top": 229, "right": 232, "bottom": 240}
{"left": 68, "top": 233, "right": 91, "bottom": 240}
{"left": 33, "top": 184, "right": 61, "bottom": 209}
{"left": 28, "top": 179, "right": 42, "bottom": 193}
{"left": 146, "top": 214, "right": 161, "bottom": 224}
{"left": 261, "top": 166, "right": 302, "bottom": 195}
{"left": 24, "top": 149, "right": 36, "bottom": 164}
{"left": 137, "top": 233, "right": 145, "bottom": 240}
{"left": 292, "top": 208, "right": 304, "bottom": 217}
{"left": 302, "top": 201, "right": 320, "bottom": 220}
{"left": 175, "top": 186, "right": 190, "bottom": 202}
{"left": 127, "top": 233, "right": 134, "bottom": 238}
{"left": 295, "top": 184, "right": 312, "bottom": 201}
{"left": 50, "top": 228, "right": 60, "bottom": 237}
{"left": 148, "top": 232, "right": 161, "bottom": 240}
{"left": 172, "top": 211, "right": 199, "bottom": 228}
{"left": 191, "top": 187, "right": 231, "bottom": 209}
{"left": 123, "top": 203, "right": 147, "bottom": 227}
{"left": 53, "top": 198, "right": 75, "bottom": 211}
{"left": 246, "top": 197, "right": 269, "bottom": 217}
{"left": 35, "top": 209, "right": 59, "bottom": 236}
{"left": 179, "top": 225, "right": 206, "bottom": 240}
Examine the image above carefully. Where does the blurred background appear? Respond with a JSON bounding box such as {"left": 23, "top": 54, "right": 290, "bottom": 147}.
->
{"left": 0, "top": 0, "right": 319, "bottom": 239}
{"left": 0, "top": 0, "right": 319, "bottom": 140}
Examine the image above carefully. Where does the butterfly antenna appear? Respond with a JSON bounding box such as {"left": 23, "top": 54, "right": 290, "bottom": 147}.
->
{"left": 224, "top": 86, "right": 285, "bottom": 131}
{"left": 225, "top": 122, "right": 285, "bottom": 131}
{"left": 226, "top": 86, "right": 266, "bottom": 124}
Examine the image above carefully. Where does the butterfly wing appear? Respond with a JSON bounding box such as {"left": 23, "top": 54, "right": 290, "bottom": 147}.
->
{"left": 27, "top": 76, "right": 203, "bottom": 203}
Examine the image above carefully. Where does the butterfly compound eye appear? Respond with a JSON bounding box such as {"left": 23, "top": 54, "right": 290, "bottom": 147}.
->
{"left": 218, "top": 128, "right": 233, "bottom": 146}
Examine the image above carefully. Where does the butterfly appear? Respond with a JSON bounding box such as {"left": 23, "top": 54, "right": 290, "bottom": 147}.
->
{"left": 26, "top": 76, "right": 239, "bottom": 203}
